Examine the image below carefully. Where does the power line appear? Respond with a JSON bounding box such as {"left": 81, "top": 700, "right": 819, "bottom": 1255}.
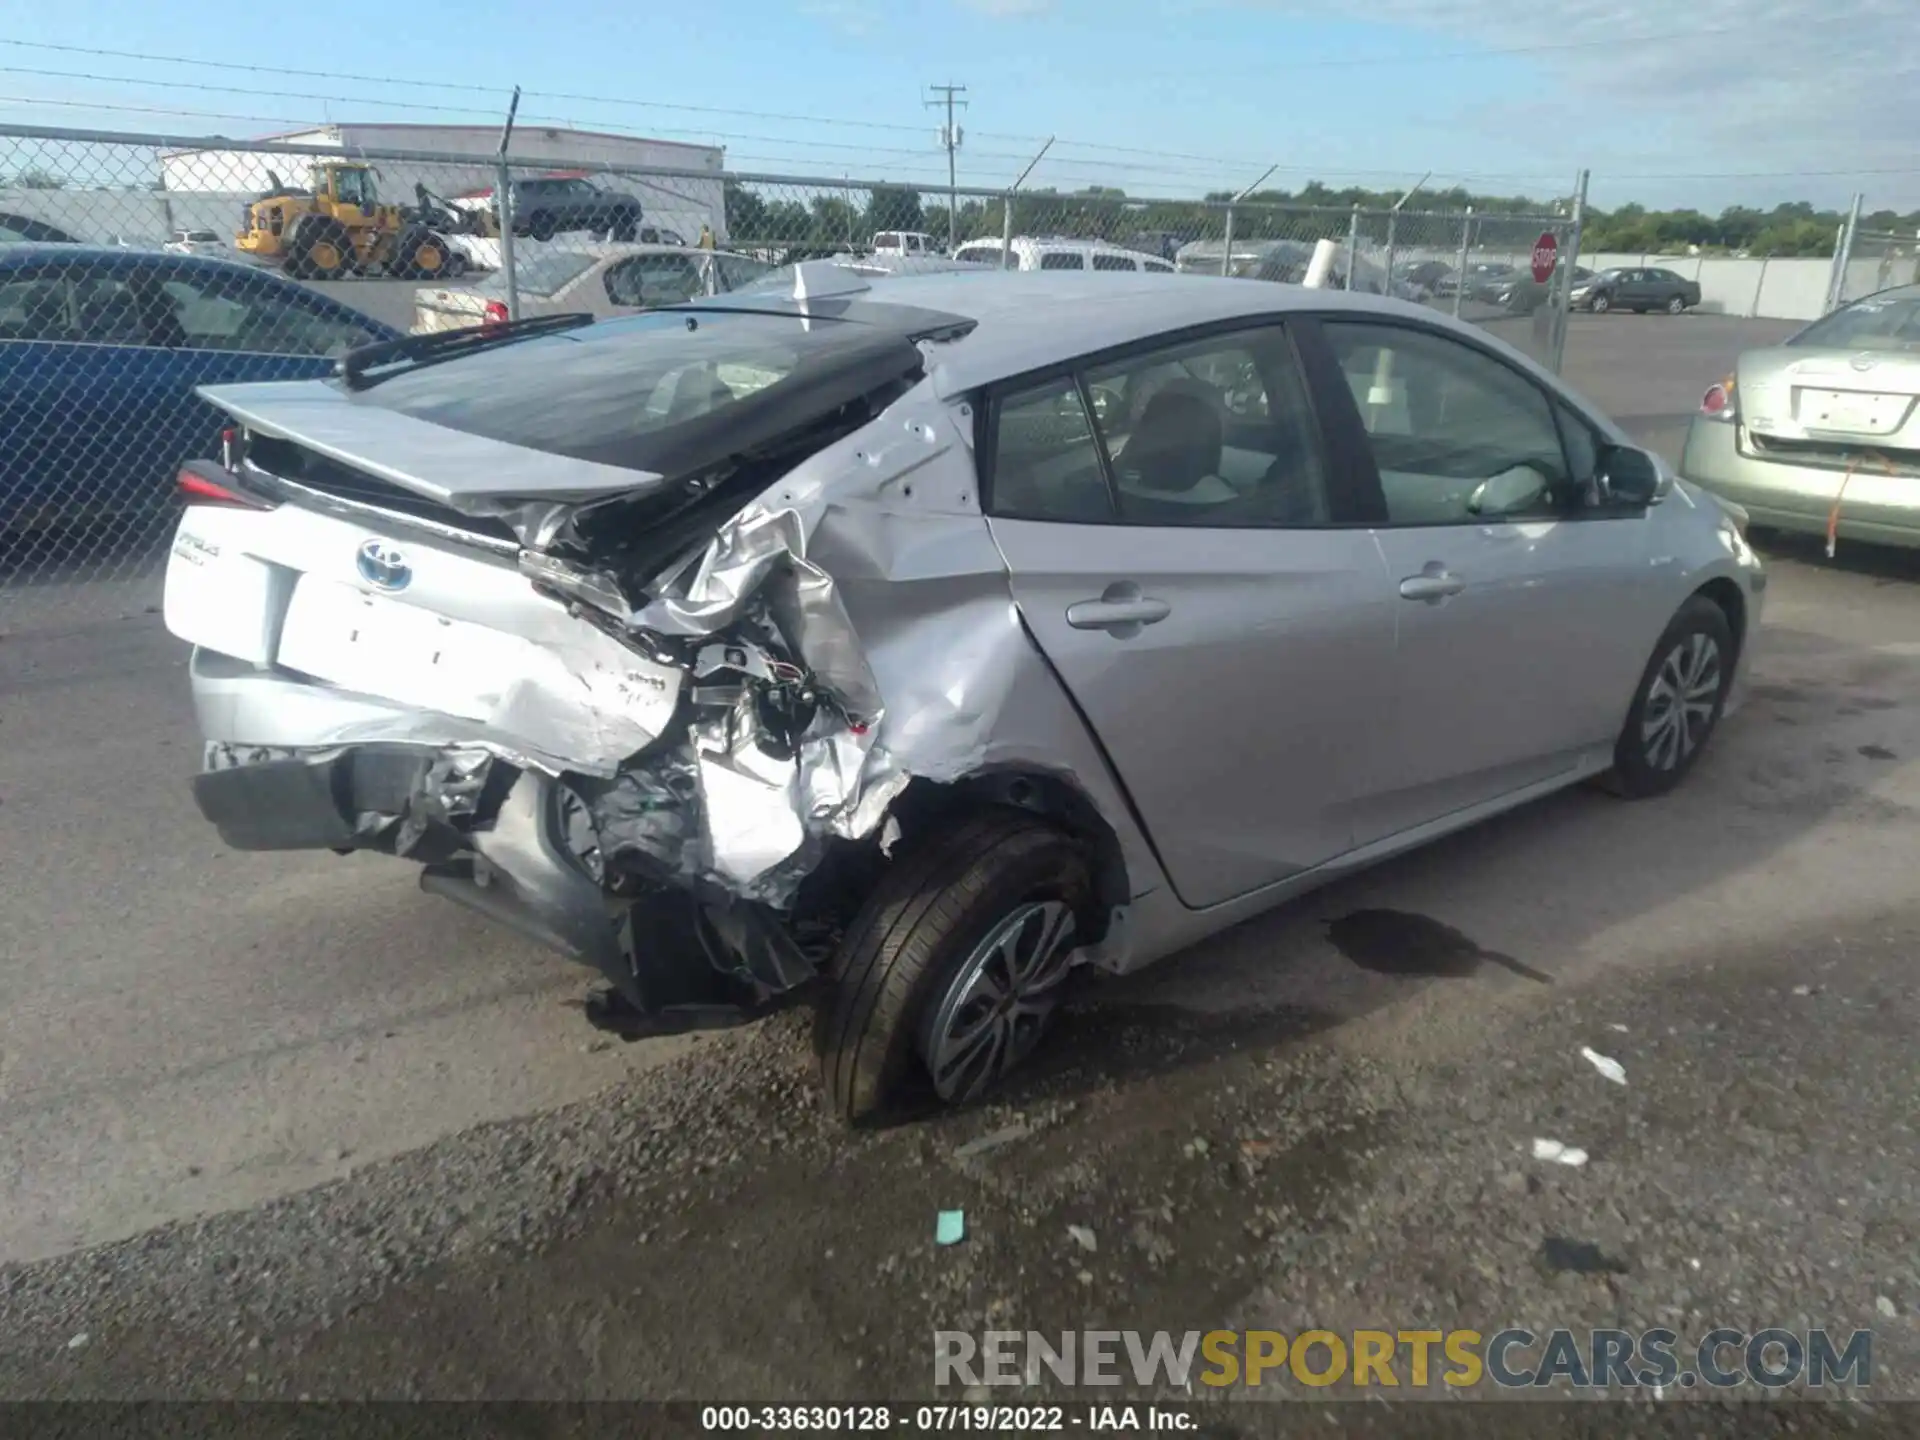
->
{"left": 0, "top": 37, "right": 957, "bottom": 136}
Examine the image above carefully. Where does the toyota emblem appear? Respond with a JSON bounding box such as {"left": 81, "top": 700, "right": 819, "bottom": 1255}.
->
{"left": 1850, "top": 352, "right": 1877, "bottom": 372}
{"left": 355, "top": 538, "right": 412, "bottom": 592}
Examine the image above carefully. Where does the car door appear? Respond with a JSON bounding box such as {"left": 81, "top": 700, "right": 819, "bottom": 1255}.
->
{"left": 0, "top": 264, "right": 113, "bottom": 528}
{"left": 985, "top": 319, "right": 1398, "bottom": 909}
{"left": 1310, "top": 317, "right": 1663, "bottom": 843}
{"left": 0, "top": 262, "right": 193, "bottom": 530}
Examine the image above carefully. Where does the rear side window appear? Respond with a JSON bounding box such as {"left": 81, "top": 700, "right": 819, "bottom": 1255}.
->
{"left": 1144, "top": 260, "right": 1174, "bottom": 273}
{"left": 158, "top": 271, "right": 382, "bottom": 356}
{"left": 1039, "top": 252, "right": 1085, "bottom": 271}
{"left": 1091, "top": 254, "right": 1137, "bottom": 272}
{"left": 991, "top": 322, "right": 1333, "bottom": 529}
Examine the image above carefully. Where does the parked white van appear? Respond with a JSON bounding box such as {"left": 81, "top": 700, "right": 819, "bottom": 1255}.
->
{"left": 871, "top": 231, "right": 939, "bottom": 258}
{"left": 952, "top": 236, "right": 1176, "bottom": 273}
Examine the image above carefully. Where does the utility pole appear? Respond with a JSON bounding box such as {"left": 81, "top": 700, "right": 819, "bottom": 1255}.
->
{"left": 926, "top": 83, "right": 968, "bottom": 251}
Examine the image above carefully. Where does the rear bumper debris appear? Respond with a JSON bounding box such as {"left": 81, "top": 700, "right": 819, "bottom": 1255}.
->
{"left": 193, "top": 745, "right": 822, "bottom": 1031}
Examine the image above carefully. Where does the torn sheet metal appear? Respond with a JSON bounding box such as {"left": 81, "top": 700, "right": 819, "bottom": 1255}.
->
{"left": 560, "top": 397, "right": 971, "bottom": 903}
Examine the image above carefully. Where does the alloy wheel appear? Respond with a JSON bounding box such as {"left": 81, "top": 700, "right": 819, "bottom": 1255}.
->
{"left": 1640, "top": 633, "right": 1723, "bottom": 771}
{"left": 919, "top": 900, "right": 1077, "bottom": 1103}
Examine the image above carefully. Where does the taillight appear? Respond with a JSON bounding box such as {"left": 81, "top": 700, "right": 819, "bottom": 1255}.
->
{"left": 482, "top": 299, "right": 509, "bottom": 329}
{"left": 1700, "top": 373, "right": 1736, "bottom": 421}
{"left": 178, "top": 460, "right": 273, "bottom": 510}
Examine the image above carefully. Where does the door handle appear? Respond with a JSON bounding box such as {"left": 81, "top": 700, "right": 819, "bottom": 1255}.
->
{"left": 1398, "top": 571, "right": 1466, "bottom": 602}
{"left": 1066, "top": 596, "right": 1172, "bottom": 631}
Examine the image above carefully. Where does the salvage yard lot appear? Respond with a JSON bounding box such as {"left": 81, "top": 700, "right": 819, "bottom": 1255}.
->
{"left": 4, "top": 313, "right": 1918, "bottom": 1408}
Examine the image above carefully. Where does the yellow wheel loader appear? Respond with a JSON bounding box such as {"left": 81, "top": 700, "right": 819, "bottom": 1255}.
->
{"left": 235, "top": 161, "right": 475, "bottom": 282}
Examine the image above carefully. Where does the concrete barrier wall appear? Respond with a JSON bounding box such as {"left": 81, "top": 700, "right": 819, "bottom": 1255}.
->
{"left": 1577, "top": 252, "right": 1843, "bottom": 322}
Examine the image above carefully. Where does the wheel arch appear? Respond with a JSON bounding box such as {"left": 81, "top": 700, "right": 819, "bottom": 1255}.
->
{"left": 885, "top": 769, "right": 1132, "bottom": 945}
{"left": 1692, "top": 575, "right": 1748, "bottom": 668}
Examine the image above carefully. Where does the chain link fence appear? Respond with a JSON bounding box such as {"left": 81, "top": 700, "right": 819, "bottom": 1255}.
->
{"left": 1832, "top": 229, "right": 1920, "bottom": 308}
{"left": 0, "top": 123, "right": 1581, "bottom": 629}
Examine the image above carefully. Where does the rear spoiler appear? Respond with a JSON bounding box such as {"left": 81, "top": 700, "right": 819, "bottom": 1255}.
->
{"left": 199, "top": 379, "right": 664, "bottom": 511}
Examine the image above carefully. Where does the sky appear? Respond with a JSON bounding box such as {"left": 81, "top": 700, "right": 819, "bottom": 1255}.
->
{"left": 0, "top": 0, "right": 1913, "bottom": 215}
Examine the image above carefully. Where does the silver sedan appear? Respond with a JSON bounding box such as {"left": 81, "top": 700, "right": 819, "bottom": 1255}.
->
{"left": 163, "top": 266, "right": 1764, "bottom": 1121}
{"left": 1681, "top": 284, "right": 1920, "bottom": 551}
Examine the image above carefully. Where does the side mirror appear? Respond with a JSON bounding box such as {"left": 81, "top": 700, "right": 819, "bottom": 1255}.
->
{"left": 1596, "top": 444, "right": 1667, "bottom": 506}
{"left": 1467, "top": 465, "right": 1549, "bottom": 517}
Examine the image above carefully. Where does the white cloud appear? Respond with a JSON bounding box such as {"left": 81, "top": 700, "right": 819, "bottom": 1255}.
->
{"left": 1271, "top": 0, "right": 1920, "bottom": 207}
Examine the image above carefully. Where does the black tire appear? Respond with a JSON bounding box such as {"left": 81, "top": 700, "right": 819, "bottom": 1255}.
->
{"left": 1666, "top": 294, "right": 1687, "bottom": 315}
{"left": 286, "top": 217, "right": 352, "bottom": 281}
{"left": 816, "top": 808, "right": 1092, "bottom": 1126}
{"left": 609, "top": 211, "right": 639, "bottom": 243}
{"left": 444, "top": 250, "right": 470, "bottom": 279}
{"left": 528, "top": 211, "right": 557, "bottom": 242}
{"left": 390, "top": 227, "right": 450, "bottom": 280}
{"left": 1602, "top": 595, "right": 1735, "bottom": 799}
{"left": 1590, "top": 292, "right": 1612, "bottom": 314}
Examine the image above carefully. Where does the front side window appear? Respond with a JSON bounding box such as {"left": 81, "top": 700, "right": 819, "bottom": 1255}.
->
{"left": 990, "top": 324, "right": 1332, "bottom": 528}
{"left": 332, "top": 169, "right": 375, "bottom": 208}
{"left": 1322, "top": 320, "right": 1570, "bottom": 525}
{"left": 1091, "top": 254, "right": 1136, "bottom": 272}
{"left": 1038, "top": 251, "right": 1085, "bottom": 270}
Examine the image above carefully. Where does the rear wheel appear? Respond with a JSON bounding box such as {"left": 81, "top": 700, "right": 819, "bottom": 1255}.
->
{"left": 528, "top": 212, "right": 557, "bottom": 242}
{"left": 609, "top": 211, "right": 639, "bottom": 243}
{"left": 816, "top": 808, "right": 1091, "bottom": 1126}
{"left": 1602, "top": 595, "right": 1735, "bottom": 799}
{"left": 1666, "top": 294, "right": 1687, "bottom": 315}
{"left": 1590, "top": 292, "right": 1612, "bottom": 314}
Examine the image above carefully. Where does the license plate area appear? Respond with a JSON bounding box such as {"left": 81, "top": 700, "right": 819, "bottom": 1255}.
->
{"left": 1793, "top": 387, "right": 1913, "bottom": 437}
{"left": 276, "top": 578, "right": 520, "bottom": 720}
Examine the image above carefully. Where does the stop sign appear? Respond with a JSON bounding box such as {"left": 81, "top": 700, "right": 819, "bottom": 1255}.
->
{"left": 1531, "top": 232, "right": 1558, "bottom": 284}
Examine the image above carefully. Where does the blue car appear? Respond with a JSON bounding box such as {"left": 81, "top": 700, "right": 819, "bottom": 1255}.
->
{"left": 0, "top": 245, "right": 400, "bottom": 535}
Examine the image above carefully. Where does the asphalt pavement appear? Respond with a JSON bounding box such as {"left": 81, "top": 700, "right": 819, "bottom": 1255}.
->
{"left": 2, "top": 315, "right": 1916, "bottom": 1414}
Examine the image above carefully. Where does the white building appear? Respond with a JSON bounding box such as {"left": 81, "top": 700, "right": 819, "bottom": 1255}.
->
{"left": 158, "top": 123, "right": 728, "bottom": 242}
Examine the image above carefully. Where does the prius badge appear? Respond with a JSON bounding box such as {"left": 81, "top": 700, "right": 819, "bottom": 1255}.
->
{"left": 356, "top": 538, "right": 412, "bottom": 592}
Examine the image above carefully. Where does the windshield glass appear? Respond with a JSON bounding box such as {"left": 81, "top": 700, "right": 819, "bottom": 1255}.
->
{"left": 353, "top": 308, "right": 924, "bottom": 473}
{"left": 1789, "top": 291, "right": 1920, "bottom": 352}
{"left": 510, "top": 251, "right": 601, "bottom": 297}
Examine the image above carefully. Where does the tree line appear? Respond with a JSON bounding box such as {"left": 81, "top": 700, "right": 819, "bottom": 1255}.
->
{"left": 724, "top": 178, "right": 1918, "bottom": 261}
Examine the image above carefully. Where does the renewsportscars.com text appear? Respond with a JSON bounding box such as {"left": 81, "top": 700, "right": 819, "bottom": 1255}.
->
{"left": 934, "top": 1327, "right": 1873, "bottom": 1390}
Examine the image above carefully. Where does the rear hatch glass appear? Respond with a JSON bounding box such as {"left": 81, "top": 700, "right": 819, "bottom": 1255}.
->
{"left": 344, "top": 307, "right": 927, "bottom": 476}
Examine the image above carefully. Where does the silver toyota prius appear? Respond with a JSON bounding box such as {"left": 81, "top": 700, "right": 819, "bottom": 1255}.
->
{"left": 162, "top": 266, "right": 1764, "bottom": 1122}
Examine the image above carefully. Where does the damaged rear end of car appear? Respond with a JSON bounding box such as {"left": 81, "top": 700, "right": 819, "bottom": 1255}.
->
{"left": 163, "top": 289, "right": 1140, "bottom": 1066}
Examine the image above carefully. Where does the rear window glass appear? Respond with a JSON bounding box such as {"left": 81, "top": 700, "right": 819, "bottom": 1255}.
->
{"left": 1790, "top": 292, "right": 1920, "bottom": 352}
{"left": 351, "top": 308, "right": 924, "bottom": 473}
{"left": 509, "top": 251, "right": 600, "bottom": 296}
